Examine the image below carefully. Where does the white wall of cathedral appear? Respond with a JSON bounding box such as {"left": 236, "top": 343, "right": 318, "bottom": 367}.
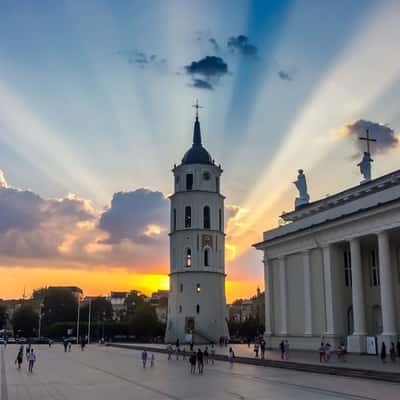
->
{"left": 165, "top": 271, "right": 228, "bottom": 342}
{"left": 173, "top": 163, "right": 222, "bottom": 193}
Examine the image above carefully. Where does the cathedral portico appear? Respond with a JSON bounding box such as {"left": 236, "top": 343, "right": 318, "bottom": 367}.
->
{"left": 255, "top": 169, "right": 400, "bottom": 353}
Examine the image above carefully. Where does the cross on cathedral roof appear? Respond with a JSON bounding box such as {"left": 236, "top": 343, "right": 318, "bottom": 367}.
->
{"left": 192, "top": 99, "right": 203, "bottom": 120}
{"left": 359, "top": 129, "right": 376, "bottom": 154}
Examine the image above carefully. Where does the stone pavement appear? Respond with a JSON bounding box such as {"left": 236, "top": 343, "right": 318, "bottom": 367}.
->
{"left": 2, "top": 344, "right": 399, "bottom": 400}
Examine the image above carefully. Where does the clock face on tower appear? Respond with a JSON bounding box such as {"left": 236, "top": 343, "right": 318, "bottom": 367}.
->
{"left": 203, "top": 171, "right": 211, "bottom": 181}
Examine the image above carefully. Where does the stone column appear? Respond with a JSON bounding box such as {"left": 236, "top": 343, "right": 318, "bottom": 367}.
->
{"left": 279, "top": 256, "right": 288, "bottom": 336}
{"left": 322, "top": 245, "right": 336, "bottom": 336}
{"left": 303, "top": 250, "right": 313, "bottom": 336}
{"left": 347, "top": 238, "right": 367, "bottom": 353}
{"left": 263, "top": 258, "right": 272, "bottom": 336}
{"left": 377, "top": 231, "right": 397, "bottom": 337}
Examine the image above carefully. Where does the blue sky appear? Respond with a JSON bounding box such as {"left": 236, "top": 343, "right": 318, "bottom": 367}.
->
{"left": 0, "top": 0, "right": 399, "bottom": 299}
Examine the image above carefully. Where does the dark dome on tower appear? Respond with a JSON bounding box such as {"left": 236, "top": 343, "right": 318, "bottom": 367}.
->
{"left": 181, "top": 116, "right": 213, "bottom": 165}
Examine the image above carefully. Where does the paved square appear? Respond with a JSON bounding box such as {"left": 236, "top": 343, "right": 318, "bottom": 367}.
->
{"left": 1, "top": 345, "right": 399, "bottom": 400}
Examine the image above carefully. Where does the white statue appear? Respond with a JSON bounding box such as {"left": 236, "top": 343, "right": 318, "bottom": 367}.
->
{"left": 357, "top": 151, "right": 373, "bottom": 183}
{"left": 294, "top": 169, "right": 310, "bottom": 208}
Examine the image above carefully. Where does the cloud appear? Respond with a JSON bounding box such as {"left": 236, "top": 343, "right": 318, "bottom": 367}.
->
{"left": 209, "top": 38, "right": 220, "bottom": 53}
{"left": 118, "top": 50, "right": 167, "bottom": 70}
{"left": 337, "top": 119, "right": 400, "bottom": 154}
{"left": 98, "top": 189, "right": 169, "bottom": 245}
{"left": 0, "top": 170, "right": 7, "bottom": 188}
{"left": 227, "top": 35, "right": 258, "bottom": 58}
{"left": 184, "top": 56, "right": 229, "bottom": 90}
{"left": 278, "top": 70, "right": 293, "bottom": 81}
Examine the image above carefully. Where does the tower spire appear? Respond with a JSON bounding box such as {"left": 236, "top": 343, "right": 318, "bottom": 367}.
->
{"left": 192, "top": 99, "right": 203, "bottom": 145}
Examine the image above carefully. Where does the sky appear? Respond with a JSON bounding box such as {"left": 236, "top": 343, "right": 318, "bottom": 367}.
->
{"left": 0, "top": 0, "right": 400, "bottom": 302}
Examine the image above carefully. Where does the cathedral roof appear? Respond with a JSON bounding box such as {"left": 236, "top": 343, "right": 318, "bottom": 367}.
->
{"left": 181, "top": 116, "right": 213, "bottom": 165}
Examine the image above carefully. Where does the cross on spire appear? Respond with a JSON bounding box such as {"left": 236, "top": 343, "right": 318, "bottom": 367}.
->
{"left": 192, "top": 99, "right": 203, "bottom": 120}
{"left": 359, "top": 129, "right": 376, "bottom": 154}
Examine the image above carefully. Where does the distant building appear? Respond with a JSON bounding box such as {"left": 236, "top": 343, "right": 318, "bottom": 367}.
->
{"left": 150, "top": 290, "right": 169, "bottom": 323}
{"left": 108, "top": 291, "right": 128, "bottom": 320}
{"left": 227, "top": 288, "right": 265, "bottom": 323}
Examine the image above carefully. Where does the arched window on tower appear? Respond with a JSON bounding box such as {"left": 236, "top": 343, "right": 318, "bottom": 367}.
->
{"left": 203, "top": 206, "right": 210, "bottom": 229}
{"left": 186, "top": 174, "right": 193, "bottom": 190}
{"left": 204, "top": 248, "right": 209, "bottom": 266}
{"left": 185, "top": 248, "right": 192, "bottom": 268}
{"left": 219, "top": 209, "right": 222, "bottom": 231}
{"left": 173, "top": 208, "right": 177, "bottom": 231}
{"left": 185, "top": 206, "right": 191, "bottom": 228}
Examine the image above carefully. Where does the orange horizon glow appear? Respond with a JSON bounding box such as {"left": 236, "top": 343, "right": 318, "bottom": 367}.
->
{"left": 0, "top": 266, "right": 262, "bottom": 304}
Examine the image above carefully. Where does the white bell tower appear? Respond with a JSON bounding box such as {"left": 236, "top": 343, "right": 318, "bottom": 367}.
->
{"left": 165, "top": 103, "right": 229, "bottom": 344}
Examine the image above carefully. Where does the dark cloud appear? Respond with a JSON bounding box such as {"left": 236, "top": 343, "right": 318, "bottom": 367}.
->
{"left": 278, "top": 70, "right": 293, "bottom": 81}
{"left": 340, "top": 119, "right": 399, "bottom": 154}
{"left": 191, "top": 79, "right": 213, "bottom": 90}
{"left": 118, "top": 50, "right": 166, "bottom": 69}
{"left": 98, "top": 189, "right": 168, "bottom": 245}
{"left": 184, "top": 56, "right": 229, "bottom": 90}
{"left": 227, "top": 35, "right": 258, "bottom": 57}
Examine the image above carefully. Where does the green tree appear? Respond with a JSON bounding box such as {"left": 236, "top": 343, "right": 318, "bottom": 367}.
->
{"left": 32, "top": 287, "right": 48, "bottom": 301}
{"left": 42, "top": 288, "right": 78, "bottom": 328}
{"left": 0, "top": 303, "right": 7, "bottom": 329}
{"left": 11, "top": 305, "right": 38, "bottom": 337}
{"left": 129, "top": 302, "right": 163, "bottom": 338}
{"left": 124, "top": 290, "right": 146, "bottom": 316}
{"left": 80, "top": 298, "right": 113, "bottom": 321}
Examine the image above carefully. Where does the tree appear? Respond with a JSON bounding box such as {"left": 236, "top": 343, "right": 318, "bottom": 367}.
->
{"left": 129, "top": 302, "right": 164, "bottom": 338}
{"left": 42, "top": 288, "right": 78, "bottom": 328}
{"left": 0, "top": 303, "right": 7, "bottom": 329}
{"left": 32, "top": 287, "right": 48, "bottom": 301}
{"left": 125, "top": 290, "right": 147, "bottom": 316}
{"left": 80, "top": 298, "right": 113, "bottom": 321}
{"left": 11, "top": 305, "right": 38, "bottom": 337}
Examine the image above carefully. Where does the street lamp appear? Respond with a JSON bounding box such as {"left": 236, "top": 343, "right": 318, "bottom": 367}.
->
{"left": 38, "top": 303, "right": 44, "bottom": 339}
{"left": 76, "top": 296, "right": 81, "bottom": 345}
{"left": 87, "top": 298, "right": 92, "bottom": 345}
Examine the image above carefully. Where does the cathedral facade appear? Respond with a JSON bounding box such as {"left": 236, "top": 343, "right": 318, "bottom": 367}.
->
{"left": 255, "top": 170, "right": 400, "bottom": 353}
{"left": 165, "top": 110, "right": 229, "bottom": 344}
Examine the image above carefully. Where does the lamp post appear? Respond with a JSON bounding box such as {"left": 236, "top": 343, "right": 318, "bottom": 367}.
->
{"left": 38, "top": 303, "right": 44, "bottom": 338}
{"left": 76, "top": 297, "right": 81, "bottom": 345}
{"left": 87, "top": 299, "right": 92, "bottom": 345}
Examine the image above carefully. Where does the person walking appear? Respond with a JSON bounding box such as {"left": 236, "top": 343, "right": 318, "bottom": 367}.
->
{"left": 63, "top": 339, "right": 68, "bottom": 352}
{"left": 210, "top": 343, "right": 216, "bottom": 365}
{"left": 141, "top": 350, "right": 148, "bottom": 368}
{"left": 284, "top": 340, "right": 289, "bottom": 360}
{"left": 325, "top": 342, "right": 331, "bottom": 362}
{"left": 68, "top": 341, "right": 72, "bottom": 352}
{"left": 380, "top": 342, "right": 387, "bottom": 363}
{"left": 260, "top": 339, "right": 266, "bottom": 360}
{"left": 254, "top": 342, "right": 259, "bottom": 358}
{"left": 197, "top": 349, "right": 204, "bottom": 374}
{"left": 279, "top": 340, "right": 285, "bottom": 360}
{"left": 389, "top": 342, "right": 396, "bottom": 362}
{"left": 319, "top": 342, "right": 325, "bottom": 363}
{"left": 26, "top": 343, "right": 31, "bottom": 358}
{"left": 150, "top": 353, "right": 155, "bottom": 368}
{"left": 27, "top": 349, "right": 36, "bottom": 373}
{"left": 15, "top": 346, "right": 24, "bottom": 369}
{"left": 204, "top": 346, "right": 209, "bottom": 364}
{"left": 167, "top": 344, "right": 173, "bottom": 360}
{"left": 190, "top": 342, "right": 194, "bottom": 352}
{"left": 189, "top": 352, "right": 196, "bottom": 374}
{"left": 228, "top": 347, "right": 235, "bottom": 365}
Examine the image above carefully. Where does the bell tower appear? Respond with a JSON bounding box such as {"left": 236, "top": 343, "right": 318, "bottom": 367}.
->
{"left": 165, "top": 103, "right": 229, "bottom": 344}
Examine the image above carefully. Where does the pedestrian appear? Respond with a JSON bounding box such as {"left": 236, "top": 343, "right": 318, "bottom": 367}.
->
{"left": 204, "top": 346, "right": 209, "bottom": 364}
{"left": 15, "top": 346, "right": 23, "bottom": 369}
{"left": 319, "top": 342, "right": 325, "bottom": 363}
{"left": 260, "top": 339, "right": 266, "bottom": 360}
{"left": 63, "top": 339, "right": 68, "bottom": 352}
{"left": 247, "top": 337, "right": 251, "bottom": 348}
{"left": 254, "top": 342, "right": 259, "bottom": 358}
{"left": 197, "top": 349, "right": 204, "bottom": 374}
{"left": 150, "top": 354, "right": 155, "bottom": 368}
{"left": 210, "top": 343, "right": 216, "bottom": 365}
{"left": 167, "top": 344, "right": 173, "bottom": 360}
{"left": 189, "top": 352, "right": 196, "bottom": 374}
{"left": 48, "top": 339, "right": 52, "bottom": 348}
{"left": 141, "top": 350, "right": 148, "bottom": 368}
{"left": 325, "top": 342, "right": 331, "bottom": 362}
{"left": 80, "top": 337, "right": 86, "bottom": 351}
{"left": 284, "top": 340, "right": 289, "bottom": 360}
{"left": 390, "top": 342, "right": 396, "bottom": 362}
{"left": 27, "top": 349, "right": 36, "bottom": 373}
{"left": 228, "top": 347, "right": 235, "bottom": 365}
{"left": 26, "top": 343, "right": 31, "bottom": 358}
{"left": 68, "top": 341, "right": 72, "bottom": 352}
{"left": 340, "top": 343, "right": 346, "bottom": 362}
{"left": 280, "top": 340, "right": 285, "bottom": 360}
{"left": 176, "top": 338, "right": 180, "bottom": 349}
{"left": 190, "top": 342, "right": 194, "bottom": 352}
{"left": 380, "top": 341, "right": 387, "bottom": 363}
{"left": 397, "top": 339, "right": 400, "bottom": 358}
{"left": 182, "top": 346, "right": 187, "bottom": 360}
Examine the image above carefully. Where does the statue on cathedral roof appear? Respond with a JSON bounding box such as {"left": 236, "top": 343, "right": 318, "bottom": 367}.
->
{"left": 358, "top": 151, "right": 373, "bottom": 183}
{"left": 294, "top": 169, "right": 310, "bottom": 209}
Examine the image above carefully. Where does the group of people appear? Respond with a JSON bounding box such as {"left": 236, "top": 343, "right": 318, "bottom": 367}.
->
{"left": 253, "top": 339, "right": 267, "bottom": 359}
{"left": 15, "top": 345, "right": 36, "bottom": 373}
{"left": 141, "top": 350, "right": 155, "bottom": 368}
{"left": 380, "top": 341, "right": 400, "bottom": 363}
{"left": 279, "top": 339, "right": 290, "bottom": 360}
